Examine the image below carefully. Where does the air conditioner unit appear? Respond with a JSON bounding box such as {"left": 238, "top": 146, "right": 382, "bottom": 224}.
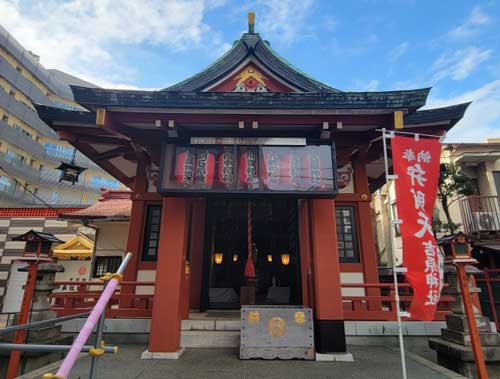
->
{"left": 474, "top": 212, "right": 500, "bottom": 231}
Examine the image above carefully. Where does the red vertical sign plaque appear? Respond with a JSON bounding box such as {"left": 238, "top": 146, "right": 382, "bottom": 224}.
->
{"left": 392, "top": 135, "right": 442, "bottom": 321}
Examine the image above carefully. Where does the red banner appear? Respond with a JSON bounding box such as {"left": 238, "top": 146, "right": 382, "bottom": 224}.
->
{"left": 392, "top": 135, "right": 442, "bottom": 321}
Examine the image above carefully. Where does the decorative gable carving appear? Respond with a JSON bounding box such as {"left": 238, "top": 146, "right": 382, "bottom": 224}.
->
{"left": 209, "top": 63, "right": 294, "bottom": 93}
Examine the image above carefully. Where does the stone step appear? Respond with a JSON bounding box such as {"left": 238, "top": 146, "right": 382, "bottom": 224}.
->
{"left": 181, "top": 330, "right": 240, "bottom": 348}
{"left": 182, "top": 319, "right": 241, "bottom": 331}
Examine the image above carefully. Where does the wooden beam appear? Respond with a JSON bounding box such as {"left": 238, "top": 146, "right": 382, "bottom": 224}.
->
{"left": 96, "top": 146, "right": 132, "bottom": 161}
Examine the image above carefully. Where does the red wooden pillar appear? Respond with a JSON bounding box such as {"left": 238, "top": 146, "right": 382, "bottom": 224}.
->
{"left": 120, "top": 162, "right": 148, "bottom": 308}
{"left": 6, "top": 261, "right": 37, "bottom": 379}
{"left": 309, "top": 199, "right": 346, "bottom": 353}
{"left": 189, "top": 199, "right": 206, "bottom": 310}
{"left": 148, "top": 197, "right": 188, "bottom": 354}
{"left": 352, "top": 154, "right": 380, "bottom": 309}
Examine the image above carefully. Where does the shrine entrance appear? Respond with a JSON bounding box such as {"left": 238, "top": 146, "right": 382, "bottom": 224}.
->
{"left": 201, "top": 198, "right": 301, "bottom": 310}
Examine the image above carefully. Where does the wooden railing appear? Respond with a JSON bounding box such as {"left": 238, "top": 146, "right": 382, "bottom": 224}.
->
{"left": 459, "top": 195, "right": 500, "bottom": 236}
{"left": 50, "top": 281, "right": 455, "bottom": 321}
{"left": 341, "top": 283, "right": 454, "bottom": 321}
{"left": 475, "top": 269, "right": 500, "bottom": 331}
{"left": 50, "top": 281, "right": 156, "bottom": 318}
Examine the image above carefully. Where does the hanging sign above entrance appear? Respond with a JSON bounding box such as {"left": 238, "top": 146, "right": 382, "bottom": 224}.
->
{"left": 159, "top": 140, "right": 337, "bottom": 197}
{"left": 190, "top": 137, "right": 306, "bottom": 146}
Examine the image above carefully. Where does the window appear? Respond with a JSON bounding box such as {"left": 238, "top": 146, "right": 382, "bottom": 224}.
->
{"left": 5, "top": 150, "right": 25, "bottom": 164}
{"left": 13, "top": 124, "right": 32, "bottom": 138}
{"left": 2, "top": 115, "right": 8, "bottom": 123}
{"left": 336, "top": 206, "right": 359, "bottom": 263}
{"left": 93, "top": 256, "right": 123, "bottom": 278}
{"left": 16, "top": 66, "right": 22, "bottom": 73}
{"left": 0, "top": 176, "right": 12, "bottom": 190}
{"left": 51, "top": 191, "right": 59, "bottom": 204}
{"left": 142, "top": 205, "right": 162, "bottom": 261}
{"left": 44, "top": 143, "right": 73, "bottom": 160}
{"left": 90, "top": 176, "right": 120, "bottom": 189}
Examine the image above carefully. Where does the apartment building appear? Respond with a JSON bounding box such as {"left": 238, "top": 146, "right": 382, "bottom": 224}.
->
{"left": 373, "top": 139, "right": 500, "bottom": 268}
{"left": 0, "top": 25, "right": 124, "bottom": 207}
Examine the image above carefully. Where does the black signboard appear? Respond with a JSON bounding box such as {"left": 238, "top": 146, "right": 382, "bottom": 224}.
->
{"left": 159, "top": 140, "right": 337, "bottom": 197}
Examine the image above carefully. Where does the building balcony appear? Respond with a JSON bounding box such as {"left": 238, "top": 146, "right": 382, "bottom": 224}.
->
{"left": 0, "top": 186, "right": 34, "bottom": 204}
{"left": 0, "top": 88, "right": 56, "bottom": 138}
{"left": 459, "top": 196, "right": 500, "bottom": 238}
{"left": 0, "top": 151, "right": 40, "bottom": 182}
{"left": 0, "top": 121, "right": 45, "bottom": 159}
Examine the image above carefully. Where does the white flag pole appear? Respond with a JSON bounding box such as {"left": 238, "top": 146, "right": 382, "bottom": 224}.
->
{"left": 381, "top": 128, "right": 408, "bottom": 379}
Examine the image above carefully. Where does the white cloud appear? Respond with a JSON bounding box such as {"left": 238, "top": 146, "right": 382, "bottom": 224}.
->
{"left": 432, "top": 47, "right": 492, "bottom": 81}
{"left": 352, "top": 79, "right": 379, "bottom": 92}
{"left": 0, "top": 0, "right": 225, "bottom": 88}
{"left": 447, "top": 6, "right": 490, "bottom": 40}
{"left": 255, "top": 0, "right": 315, "bottom": 45}
{"left": 389, "top": 42, "right": 409, "bottom": 62}
{"left": 426, "top": 80, "right": 500, "bottom": 143}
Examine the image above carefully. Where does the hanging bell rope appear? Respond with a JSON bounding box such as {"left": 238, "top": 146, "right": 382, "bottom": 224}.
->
{"left": 244, "top": 200, "right": 256, "bottom": 278}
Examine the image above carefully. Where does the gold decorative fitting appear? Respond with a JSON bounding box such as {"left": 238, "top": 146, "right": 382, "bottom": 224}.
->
{"left": 394, "top": 111, "right": 404, "bottom": 129}
{"left": 268, "top": 316, "right": 287, "bottom": 337}
{"left": 294, "top": 311, "right": 306, "bottom": 324}
{"left": 248, "top": 11, "right": 255, "bottom": 24}
{"left": 248, "top": 311, "right": 260, "bottom": 324}
{"left": 99, "top": 272, "right": 123, "bottom": 282}
{"left": 88, "top": 347, "right": 105, "bottom": 357}
{"left": 361, "top": 194, "right": 368, "bottom": 201}
{"left": 42, "top": 374, "right": 64, "bottom": 379}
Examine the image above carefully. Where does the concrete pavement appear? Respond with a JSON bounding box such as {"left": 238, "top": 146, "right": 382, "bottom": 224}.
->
{"left": 21, "top": 344, "right": 465, "bottom": 379}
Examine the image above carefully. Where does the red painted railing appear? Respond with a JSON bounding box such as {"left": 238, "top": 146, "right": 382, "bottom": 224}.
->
{"left": 50, "top": 281, "right": 454, "bottom": 321}
{"left": 475, "top": 269, "right": 500, "bottom": 331}
{"left": 341, "top": 283, "right": 454, "bottom": 321}
{"left": 50, "top": 281, "right": 156, "bottom": 318}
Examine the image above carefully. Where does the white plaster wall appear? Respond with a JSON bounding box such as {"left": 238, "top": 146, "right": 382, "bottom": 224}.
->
{"left": 340, "top": 272, "right": 365, "bottom": 296}
{"left": 55, "top": 260, "right": 92, "bottom": 284}
{"left": 136, "top": 270, "right": 156, "bottom": 295}
{"left": 94, "top": 221, "right": 128, "bottom": 257}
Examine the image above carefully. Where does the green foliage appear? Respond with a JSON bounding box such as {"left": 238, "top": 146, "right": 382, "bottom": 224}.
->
{"left": 437, "top": 163, "right": 475, "bottom": 200}
{"left": 437, "top": 163, "right": 475, "bottom": 234}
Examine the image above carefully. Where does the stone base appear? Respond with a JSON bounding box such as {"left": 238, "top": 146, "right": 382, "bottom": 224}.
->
{"left": 240, "top": 347, "right": 315, "bottom": 360}
{"left": 315, "top": 352, "right": 354, "bottom": 362}
{"left": 445, "top": 314, "right": 492, "bottom": 333}
{"left": 441, "top": 328, "right": 500, "bottom": 347}
{"left": 141, "top": 348, "right": 185, "bottom": 360}
{"left": 429, "top": 337, "right": 500, "bottom": 378}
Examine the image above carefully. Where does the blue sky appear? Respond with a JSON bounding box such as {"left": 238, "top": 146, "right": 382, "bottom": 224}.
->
{"left": 1, "top": 0, "right": 500, "bottom": 142}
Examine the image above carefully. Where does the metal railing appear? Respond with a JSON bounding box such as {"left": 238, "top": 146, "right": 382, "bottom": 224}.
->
{"left": 0, "top": 122, "right": 45, "bottom": 159}
{"left": 1, "top": 253, "right": 132, "bottom": 379}
{"left": 459, "top": 196, "right": 500, "bottom": 236}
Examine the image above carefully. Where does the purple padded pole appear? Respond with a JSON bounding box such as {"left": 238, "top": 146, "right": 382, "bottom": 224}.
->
{"left": 55, "top": 252, "right": 132, "bottom": 378}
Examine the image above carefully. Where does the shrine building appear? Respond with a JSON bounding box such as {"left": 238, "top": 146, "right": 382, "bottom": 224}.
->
{"left": 36, "top": 14, "right": 470, "bottom": 356}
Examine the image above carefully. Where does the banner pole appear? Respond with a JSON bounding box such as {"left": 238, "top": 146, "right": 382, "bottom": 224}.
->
{"left": 381, "top": 128, "right": 408, "bottom": 379}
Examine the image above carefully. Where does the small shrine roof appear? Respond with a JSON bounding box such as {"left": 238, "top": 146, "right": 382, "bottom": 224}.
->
{"left": 12, "top": 230, "right": 64, "bottom": 243}
{"left": 61, "top": 189, "right": 132, "bottom": 221}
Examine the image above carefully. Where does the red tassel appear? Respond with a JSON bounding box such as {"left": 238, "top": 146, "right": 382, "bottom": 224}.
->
{"left": 244, "top": 201, "right": 255, "bottom": 278}
{"left": 244, "top": 257, "right": 255, "bottom": 278}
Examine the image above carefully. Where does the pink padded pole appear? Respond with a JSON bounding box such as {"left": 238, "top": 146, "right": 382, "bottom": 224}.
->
{"left": 56, "top": 252, "right": 132, "bottom": 378}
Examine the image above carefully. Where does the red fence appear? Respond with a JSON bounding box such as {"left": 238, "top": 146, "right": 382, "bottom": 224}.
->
{"left": 475, "top": 269, "right": 500, "bottom": 331}
{"left": 341, "top": 283, "right": 454, "bottom": 321}
{"left": 50, "top": 281, "right": 454, "bottom": 321}
{"left": 50, "top": 281, "right": 156, "bottom": 318}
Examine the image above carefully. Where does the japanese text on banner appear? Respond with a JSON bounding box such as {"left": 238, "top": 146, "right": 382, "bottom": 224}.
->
{"left": 392, "top": 135, "right": 443, "bottom": 321}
